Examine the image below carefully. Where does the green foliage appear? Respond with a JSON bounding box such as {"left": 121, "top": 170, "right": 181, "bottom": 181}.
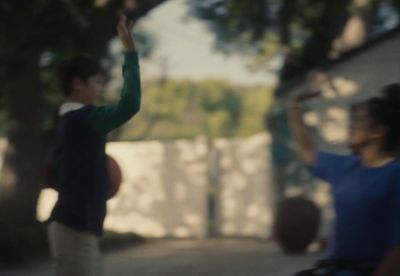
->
{"left": 190, "top": 0, "right": 400, "bottom": 73}
{"left": 189, "top": 0, "right": 270, "bottom": 54}
{"left": 236, "top": 85, "right": 274, "bottom": 136}
{"left": 111, "top": 79, "right": 274, "bottom": 141}
{"left": 147, "top": 80, "right": 196, "bottom": 121}
{"left": 200, "top": 79, "right": 241, "bottom": 137}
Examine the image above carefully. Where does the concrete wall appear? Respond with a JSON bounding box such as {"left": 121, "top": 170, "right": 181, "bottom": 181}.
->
{"left": 214, "top": 133, "right": 273, "bottom": 238}
{"left": 37, "top": 133, "right": 274, "bottom": 238}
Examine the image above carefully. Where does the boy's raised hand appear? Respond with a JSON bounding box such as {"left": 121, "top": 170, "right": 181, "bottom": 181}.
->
{"left": 117, "top": 15, "right": 136, "bottom": 51}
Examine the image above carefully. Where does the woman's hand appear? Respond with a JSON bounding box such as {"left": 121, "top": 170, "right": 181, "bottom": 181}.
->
{"left": 290, "top": 90, "right": 321, "bottom": 106}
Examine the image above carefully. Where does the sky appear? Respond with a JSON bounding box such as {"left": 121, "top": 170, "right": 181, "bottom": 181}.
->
{"left": 136, "top": 0, "right": 278, "bottom": 86}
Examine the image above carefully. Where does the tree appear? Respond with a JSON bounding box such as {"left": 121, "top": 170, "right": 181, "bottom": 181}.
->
{"left": 199, "top": 79, "right": 242, "bottom": 138}
{"left": 0, "top": 0, "right": 168, "bottom": 263}
{"left": 189, "top": 0, "right": 400, "bottom": 200}
{"left": 115, "top": 79, "right": 245, "bottom": 141}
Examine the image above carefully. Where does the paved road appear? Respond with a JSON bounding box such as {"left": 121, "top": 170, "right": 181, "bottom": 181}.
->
{"left": 1, "top": 239, "right": 322, "bottom": 276}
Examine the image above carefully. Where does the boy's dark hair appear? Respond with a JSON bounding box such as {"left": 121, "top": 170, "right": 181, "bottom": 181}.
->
{"left": 57, "top": 55, "right": 104, "bottom": 96}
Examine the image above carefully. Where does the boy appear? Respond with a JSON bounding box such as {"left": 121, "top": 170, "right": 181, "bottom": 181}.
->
{"left": 48, "top": 15, "right": 140, "bottom": 276}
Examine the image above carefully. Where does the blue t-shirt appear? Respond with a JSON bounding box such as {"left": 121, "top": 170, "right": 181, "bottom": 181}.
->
{"left": 313, "top": 151, "right": 400, "bottom": 262}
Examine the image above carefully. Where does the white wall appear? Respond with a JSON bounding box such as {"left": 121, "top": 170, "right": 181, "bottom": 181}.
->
{"left": 37, "top": 133, "right": 274, "bottom": 238}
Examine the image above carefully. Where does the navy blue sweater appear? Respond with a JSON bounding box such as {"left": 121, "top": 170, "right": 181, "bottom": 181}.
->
{"left": 49, "top": 52, "right": 141, "bottom": 236}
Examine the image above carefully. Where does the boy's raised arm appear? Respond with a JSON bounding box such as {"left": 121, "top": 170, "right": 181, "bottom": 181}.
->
{"left": 88, "top": 15, "right": 141, "bottom": 135}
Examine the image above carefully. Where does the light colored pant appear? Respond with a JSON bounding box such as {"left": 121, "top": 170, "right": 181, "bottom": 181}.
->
{"left": 48, "top": 221, "right": 101, "bottom": 276}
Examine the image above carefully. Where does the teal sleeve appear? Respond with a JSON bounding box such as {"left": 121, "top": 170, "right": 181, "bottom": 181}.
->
{"left": 88, "top": 51, "right": 141, "bottom": 135}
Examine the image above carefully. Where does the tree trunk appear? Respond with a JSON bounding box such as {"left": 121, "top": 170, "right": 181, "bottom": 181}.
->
{"left": 0, "top": 1, "right": 47, "bottom": 263}
{"left": 0, "top": 49, "right": 46, "bottom": 264}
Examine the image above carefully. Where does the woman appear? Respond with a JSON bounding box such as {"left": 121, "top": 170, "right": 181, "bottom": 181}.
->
{"left": 289, "top": 83, "right": 400, "bottom": 276}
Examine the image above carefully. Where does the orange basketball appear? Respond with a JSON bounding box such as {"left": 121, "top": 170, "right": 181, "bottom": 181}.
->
{"left": 107, "top": 154, "right": 122, "bottom": 200}
{"left": 42, "top": 155, "right": 122, "bottom": 199}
